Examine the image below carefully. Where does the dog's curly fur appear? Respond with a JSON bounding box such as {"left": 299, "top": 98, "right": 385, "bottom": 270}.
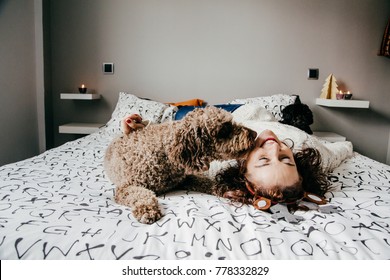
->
{"left": 104, "top": 106, "right": 256, "bottom": 224}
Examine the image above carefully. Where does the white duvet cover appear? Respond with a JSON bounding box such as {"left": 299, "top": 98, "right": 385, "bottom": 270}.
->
{"left": 0, "top": 123, "right": 389, "bottom": 260}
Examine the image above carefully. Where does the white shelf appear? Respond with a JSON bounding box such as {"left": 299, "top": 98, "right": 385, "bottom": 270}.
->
{"left": 313, "top": 131, "right": 346, "bottom": 142}
{"left": 61, "top": 93, "right": 101, "bottom": 100}
{"left": 315, "top": 98, "right": 369, "bottom": 108}
{"left": 59, "top": 122, "right": 104, "bottom": 134}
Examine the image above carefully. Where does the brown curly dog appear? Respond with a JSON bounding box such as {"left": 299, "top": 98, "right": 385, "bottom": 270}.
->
{"left": 104, "top": 106, "right": 256, "bottom": 224}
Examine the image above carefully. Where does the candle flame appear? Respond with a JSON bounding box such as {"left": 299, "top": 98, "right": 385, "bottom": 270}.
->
{"left": 81, "top": 84, "right": 85, "bottom": 88}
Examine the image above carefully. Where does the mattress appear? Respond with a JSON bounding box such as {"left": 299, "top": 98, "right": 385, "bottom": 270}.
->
{"left": 1, "top": 125, "right": 389, "bottom": 260}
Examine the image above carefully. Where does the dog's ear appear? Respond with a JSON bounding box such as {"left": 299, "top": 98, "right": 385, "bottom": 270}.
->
{"left": 168, "top": 123, "right": 208, "bottom": 173}
{"left": 216, "top": 122, "right": 233, "bottom": 139}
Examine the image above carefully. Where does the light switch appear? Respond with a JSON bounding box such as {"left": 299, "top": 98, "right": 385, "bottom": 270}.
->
{"left": 103, "top": 63, "right": 114, "bottom": 74}
{"left": 308, "top": 68, "right": 319, "bottom": 80}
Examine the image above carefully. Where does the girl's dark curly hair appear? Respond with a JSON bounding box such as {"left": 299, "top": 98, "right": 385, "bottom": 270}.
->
{"left": 213, "top": 147, "right": 330, "bottom": 205}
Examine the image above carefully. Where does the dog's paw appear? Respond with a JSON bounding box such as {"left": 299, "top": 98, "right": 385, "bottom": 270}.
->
{"left": 133, "top": 200, "right": 162, "bottom": 224}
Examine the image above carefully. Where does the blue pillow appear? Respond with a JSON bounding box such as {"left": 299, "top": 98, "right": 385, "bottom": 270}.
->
{"left": 174, "top": 104, "right": 243, "bottom": 120}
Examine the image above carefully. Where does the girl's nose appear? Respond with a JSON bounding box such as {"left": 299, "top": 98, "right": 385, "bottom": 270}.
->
{"left": 266, "top": 141, "right": 281, "bottom": 156}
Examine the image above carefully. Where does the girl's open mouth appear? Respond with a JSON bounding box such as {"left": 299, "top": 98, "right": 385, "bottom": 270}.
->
{"left": 261, "top": 137, "right": 278, "bottom": 147}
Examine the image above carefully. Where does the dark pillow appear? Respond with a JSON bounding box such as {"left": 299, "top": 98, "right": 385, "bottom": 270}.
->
{"left": 174, "top": 104, "right": 243, "bottom": 120}
{"left": 279, "top": 103, "right": 314, "bottom": 134}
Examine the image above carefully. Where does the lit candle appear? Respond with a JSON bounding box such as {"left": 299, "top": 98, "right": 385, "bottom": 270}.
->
{"left": 78, "top": 84, "right": 87, "bottom": 93}
{"left": 336, "top": 90, "right": 344, "bottom": 100}
{"left": 344, "top": 90, "right": 353, "bottom": 100}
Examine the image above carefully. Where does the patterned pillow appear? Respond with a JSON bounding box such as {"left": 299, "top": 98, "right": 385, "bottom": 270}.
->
{"left": 103, "top": 92, "right": 177, "bottom": 135}
{"left": 229, "top": 94, "right": 298, "bottom": 121}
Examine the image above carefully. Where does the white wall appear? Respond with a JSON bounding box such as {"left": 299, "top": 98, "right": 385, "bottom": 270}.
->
{"left": 0, "top": 0, "right": 40, "bottom": 165}
{"left": 48, "top": 0, "right": 390, "bottom": 163}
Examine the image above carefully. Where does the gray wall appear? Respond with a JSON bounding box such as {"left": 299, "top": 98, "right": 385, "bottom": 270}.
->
{"left": 49, "top": 0, "right": 390, "bottom": 164}
{"left": 1, "top": 0, "right": 389, "bottom": 165}
{"left": 0, "top": 0, "right": 40, "bottom": 165}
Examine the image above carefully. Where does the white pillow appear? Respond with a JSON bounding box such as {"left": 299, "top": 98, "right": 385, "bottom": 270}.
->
{"left": 103, "top": 92, "right": 177, "bottom": 135}
{"left": 232, "top": 103, "right": 277, "bottom": 123}
{"left": 229, "top": 94, "right": 298, "bottom": 121}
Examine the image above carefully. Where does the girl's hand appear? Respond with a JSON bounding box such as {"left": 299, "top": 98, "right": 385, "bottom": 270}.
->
{"left": 121, "top": 114, "right": 146, "bottom": 134}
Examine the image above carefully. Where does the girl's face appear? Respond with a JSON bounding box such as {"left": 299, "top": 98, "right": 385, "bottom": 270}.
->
{"left": 244, "top": 130, "right": 302, "bottom": 201}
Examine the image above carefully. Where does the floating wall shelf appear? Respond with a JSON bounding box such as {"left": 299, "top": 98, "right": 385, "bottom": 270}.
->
{"left": 315, "top": 98, "right": 370, "bottom": 109}
{"left": 60, "top": 93, "right": 101, "bottom": 100}
{"left": 59, "top": 122, "right": 104, "bottom": 134}
{"left": 59, "top": 92, "right": 103, "bottom": 135}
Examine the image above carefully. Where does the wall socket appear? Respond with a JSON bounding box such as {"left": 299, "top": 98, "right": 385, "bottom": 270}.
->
{"left": 103, "top": 63, "right": 114, "bottom": 74}
{"left": 308, "top": 68, "right": 319, "bottom": 80}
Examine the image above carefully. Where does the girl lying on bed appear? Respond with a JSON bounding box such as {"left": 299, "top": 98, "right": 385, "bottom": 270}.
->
{"left": 121, "top": 104, "right": 353, "bottom": 214}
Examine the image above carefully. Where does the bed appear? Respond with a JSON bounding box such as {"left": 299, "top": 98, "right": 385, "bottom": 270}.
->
{"left": 1, "top": 92, "right": 389, "bottom": 260}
